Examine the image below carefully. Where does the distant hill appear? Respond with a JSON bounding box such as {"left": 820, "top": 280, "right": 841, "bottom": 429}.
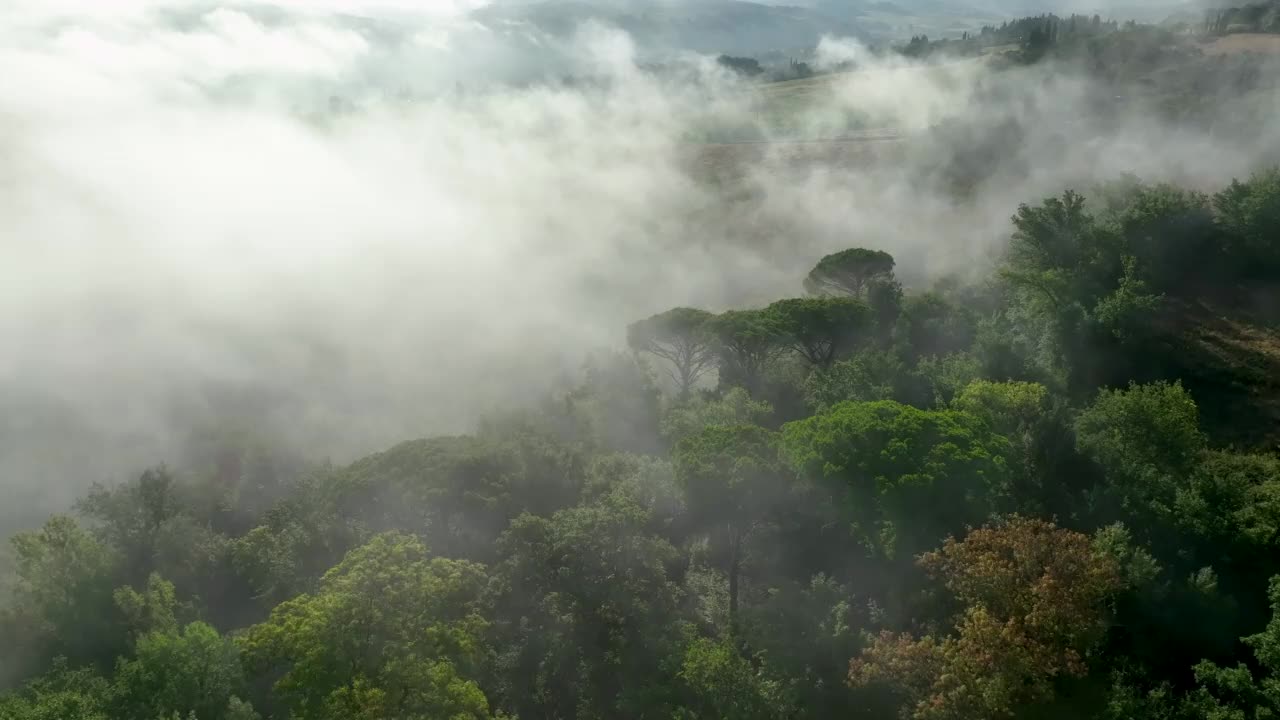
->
{"left": 471, "top": 0, "right": 872, "bottom": 55}
{"left": 469, "top": 0, "right": 1221, "bottom": 57}
{"left": 470, "top": 0, "right": 1027, "bottom": 54}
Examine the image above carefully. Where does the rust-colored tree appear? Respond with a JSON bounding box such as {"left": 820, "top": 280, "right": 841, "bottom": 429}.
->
{"left": 849, "top": 517, "right": 1122, "bottom": 720}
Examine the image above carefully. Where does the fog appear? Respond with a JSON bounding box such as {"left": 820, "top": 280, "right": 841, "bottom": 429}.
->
{"left": 2, "top": 0, "right": 1276, "bottom": 525}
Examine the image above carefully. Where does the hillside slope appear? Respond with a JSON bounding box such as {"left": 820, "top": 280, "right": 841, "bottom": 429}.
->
{"left": 1155, "top": 297, "right": 1280, "bottom": 449}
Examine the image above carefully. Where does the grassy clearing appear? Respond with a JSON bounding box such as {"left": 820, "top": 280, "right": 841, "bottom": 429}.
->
{"left": 1200, "top": 33, "right": 1280, "bottom": 55}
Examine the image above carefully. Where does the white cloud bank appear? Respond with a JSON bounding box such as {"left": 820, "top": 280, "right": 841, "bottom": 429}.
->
{"left": 0, "top": 1, "right": 1275, "bottom": 517}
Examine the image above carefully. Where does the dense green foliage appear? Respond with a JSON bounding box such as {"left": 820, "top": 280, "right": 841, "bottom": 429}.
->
{"left": 3, "top": 167, "right": 1280, "bottom": 719}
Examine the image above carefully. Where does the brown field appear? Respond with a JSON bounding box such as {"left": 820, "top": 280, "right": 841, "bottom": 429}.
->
{"left": 1200, "top": 33, "right": 1280, "bottom": 55}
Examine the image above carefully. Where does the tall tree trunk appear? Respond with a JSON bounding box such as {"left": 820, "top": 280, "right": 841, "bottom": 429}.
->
{"left": 728, "top": 529, "right": 741, "bottom": 636}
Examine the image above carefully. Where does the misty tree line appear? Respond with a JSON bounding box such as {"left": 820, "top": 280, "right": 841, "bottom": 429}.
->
{"left": 900, "top": 13, "right": 1171, "bottom": 66}
{"left": 725, "top": 12, "right": 1126, "bottom": 79}
{"left": 2, "top": 167, "right": 1280, "bottom": 720}
{"left": 716, "top": 55, "right": 814, "bottom": 83}
{"left": 892, "top": 9, "right": 1280, "bottom": 138}
{"left": 1204, "top": 0, "right": 1280, "bottom": 35}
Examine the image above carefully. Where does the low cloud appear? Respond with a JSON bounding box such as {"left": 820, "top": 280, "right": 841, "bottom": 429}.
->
{"left": 1, "top": 0, "right": 1275, "bottom": 521}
